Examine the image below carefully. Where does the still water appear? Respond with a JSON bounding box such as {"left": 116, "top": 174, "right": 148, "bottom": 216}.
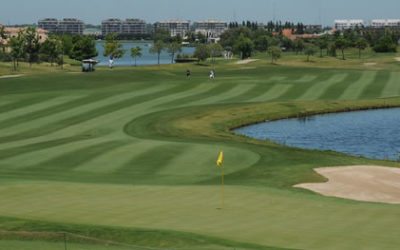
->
{"left": 95, "top": 41, "right": 195, "bottom": 66}
{"left": 235, "top": 108, "right": 400, "bottom": 161}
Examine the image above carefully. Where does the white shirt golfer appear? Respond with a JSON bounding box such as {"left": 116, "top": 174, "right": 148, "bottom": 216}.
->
{"left": 210, "top": 70, "right": 215, "bottom": 79}
{"left": 109, "top": 59, "right": 114, "bottom": 68}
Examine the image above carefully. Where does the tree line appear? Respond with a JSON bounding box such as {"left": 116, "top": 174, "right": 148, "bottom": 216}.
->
{"left": 1, "top": 24, "right": 398, "bottom": 69}
{"left": 0, "top": 26, "right": 98, "bottom": 70}
{"left": 217, "top": 25, "right": 399, "bottom": 63}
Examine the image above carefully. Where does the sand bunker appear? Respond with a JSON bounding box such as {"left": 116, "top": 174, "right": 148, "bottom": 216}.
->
{"left": 295, "top": 166, "right": 400, "bottom": 204}
{"left": 363, "top": 62, "right": 377, "bottom": 66}
{"left": 395, "top": 57, "right": 400, "bottom": 62}
{"left": 235, "top": 59, "right": 259, "bottom": 65}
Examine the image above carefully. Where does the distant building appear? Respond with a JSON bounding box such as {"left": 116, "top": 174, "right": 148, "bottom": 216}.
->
{"left": 371, "top": 19, "right": 400, "bottom": 28}
{"left": 38, "top": 18, "right": 58, "bottom": 33}
{"left": 122, "top": 19, "right": 146, "bottom": 35}
{"left": 281, "top": 28, "right": 321, "bottom": 41}
{"left": 304, "top": 25, "right": 323, "bottom": 33}
{"left": 335, "top": 19, "right": 365, "bottom": 30}
{"left": 38, "top": 18, "right": 84, "bottom": 35}
{"left": 193, "top": 20, "right": 227, "bottom": 42}
{"left": 0, "top": 27, "right": 48, "bottom": 47}
{"left": 101, "top": 18, "right": 146, "bottom": 36}
{"left": 58, "top": 18, "right": 84, "bottom": 35}
{"left": 154, "top": 20, "right": 190, "bottom": 37}
{"left": 83, "top": 28, "right": 102, "bottom": 36}
{"left": 101, "top": 19, "right": 122, "bottom": 35}
{"left": 334, "top": 20, "right": 365, "bottom": 30}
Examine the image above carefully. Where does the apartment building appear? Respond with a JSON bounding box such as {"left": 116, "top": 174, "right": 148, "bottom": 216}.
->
{"left": 101, "top": 18, "right": 146, "bottom": 36}
{"left": 101, "top": 19, "right": 122, "bottom": 35}
{"left": 122, "top": 19, "right": 146, "bottom": 35}
{"left": 38, "top": 18, "right": 59, "bottom": 33}
{"left": 193, "top": 20, "right": 227, "bottom": 40}
{"left": 334, "top": 20, "right": 365, "bottom": 30}
{"left": 154, "top": 20, "right": 190, "bottom": 37}
{"left": 38, "top": 18, "right": 84, "bottom": 35}
{"left": 371, "top": 19, "right": 400, "bottom": 28}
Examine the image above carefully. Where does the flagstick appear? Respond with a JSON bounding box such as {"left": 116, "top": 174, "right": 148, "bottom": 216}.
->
{"left": 221, "top": 166, "right": 224, "bottom": 209}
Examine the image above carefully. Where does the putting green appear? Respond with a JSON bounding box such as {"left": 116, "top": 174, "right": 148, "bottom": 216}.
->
{"left": 0, "top": 182, "right": 399, "bottom": 249}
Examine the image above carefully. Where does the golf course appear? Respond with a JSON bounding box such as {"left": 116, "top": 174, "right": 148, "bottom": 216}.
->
{"left": 0, "top": 51, "right": 400, "bottom": 250}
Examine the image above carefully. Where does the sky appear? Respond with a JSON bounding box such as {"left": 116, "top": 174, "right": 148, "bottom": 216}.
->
{"left": 0, "top": 0, "right": 399, "bottom": 26}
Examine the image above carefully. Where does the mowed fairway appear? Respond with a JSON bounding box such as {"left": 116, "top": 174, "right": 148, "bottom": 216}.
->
{"left": 0, "top": 61, "right": 400, "bottom": 249}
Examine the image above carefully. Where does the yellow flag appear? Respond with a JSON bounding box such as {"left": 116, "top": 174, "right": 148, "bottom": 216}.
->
{"left": 216, "top": 151, "right": 224, "bottom": 167}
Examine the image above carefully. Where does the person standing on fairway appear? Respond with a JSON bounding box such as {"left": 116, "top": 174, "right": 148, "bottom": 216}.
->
{"left": 209, "top": 70, "right": 215, "bottom": 80}
{"left": 186, "top": 69, "right": 191, "bottom": 78}
{"left": 109, "top": 55, "right": 114, "bottom": 69}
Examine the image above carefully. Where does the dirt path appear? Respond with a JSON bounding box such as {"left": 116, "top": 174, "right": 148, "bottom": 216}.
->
{"left": 295, "top": 165, "right": 400, "bottom": 204}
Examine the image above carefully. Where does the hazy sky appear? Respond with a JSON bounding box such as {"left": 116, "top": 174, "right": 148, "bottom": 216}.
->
{"left": 1, "top": 0, "right": 399, "bottom": 26}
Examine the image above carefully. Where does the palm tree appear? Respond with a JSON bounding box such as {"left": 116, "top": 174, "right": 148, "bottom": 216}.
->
{"left": 130, "top": 46, "right": 142, "bottom": 67}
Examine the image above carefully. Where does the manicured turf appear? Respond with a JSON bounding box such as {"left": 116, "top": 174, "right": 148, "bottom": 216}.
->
{"left": 0, "top": 55, "right": 400, "bottom": 249}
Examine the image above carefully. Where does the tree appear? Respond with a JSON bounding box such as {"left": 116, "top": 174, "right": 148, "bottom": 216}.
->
{"left": 335, "top": 37, "right": 349, "bottom": 60}
{"left": 254, "top": 35, "right": 270, "bottom": 52}
{"left": 196, "top": 32, "right": 207, "bottom": 44}
{"left": 70, "top": 36, "right": 98, "bottom": 61}
{"left": 103, "top": 33, "right": 125, "bottom": 60}
{"left": 281, "top": 37, "right": 295, "bottom": 51}
{"left": 193, "top": 44, "right": 210, "bottom": 62}
{"left": 304, "top": 45, "right": 317, "bottom": 62}
{"left": 316, "top": 36, "right": 329, "bottom": 57}
{"left": 233, "top": 34, "right": 254, "bottom": 59}
{"left": 40, "top": 37, "right": 63, "bottom": 66}
{"left": 167, "top": 42, "right": 182, "bottom": 64}
{"left": 149, "top": 40, "right": 165, "bottom": 65}
{"left": 60, "top": 34, "right": 73, "bottom": 56}
{"left": 355, "top": 38, "right": 368, "bottom": 59}
{"left": 153, "top": 28, "right": 171, "bottom": 43}
{"left": 209, "top": 43, "right": 224, "bottom": 63}
{"left": 9, "top": 31, "right": 25, "bottom": 70}
{"left": 219, "top": 27, "right": 252, "bottom": 48}
{"left": 0, "top": 26, "right": 7, "bottom": 54}
{"left": 373, "top": 32, "right": 397, "bottom": 53}
{"left": 328, "top": 42, "right": 337, "bottom": 57}
{"left": 294, "top": 39, "right": 305, "bottom": 54}
{"left": 130, "top": 46, "right": 142, "bottom": 66}
{"left": 268, "top": 46, "right": 282, "bottom": 64}
{"left": 24, "top": 27, "right": 40, "bottom": 67}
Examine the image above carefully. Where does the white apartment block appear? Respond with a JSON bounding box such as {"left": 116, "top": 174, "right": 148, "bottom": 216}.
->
{"left": 38, "top": 18, "right": 84, "bottom": 35}
{"left": 101, "top": 19, "right": 122, "bottom": 35}
{"left": 102, "top": 18, "right": 146, "bottom": 36}
{"left": 58, "top": 18, "right": 85, "bottom": 35}
{"left": 334, "top": 20, "right": 365, "bottom": 30}
{"left": 371, "top": 19, "right": 400, "bottom": 28}
{"left": 38, "top": 18, "right": 59, "bottom": 33}
{"left": 193, "top": 20, "right": 228, "bottom": 40}
{"left": 122, "top": 19, "right": 146, "bottom": 35}
{"left": 154, "top": 20, "right": 190, "bottom": 37}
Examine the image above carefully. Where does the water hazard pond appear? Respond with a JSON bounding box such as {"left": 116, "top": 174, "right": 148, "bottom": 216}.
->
{"left": 234, "top": 108, "right": 400, "bottom": 161}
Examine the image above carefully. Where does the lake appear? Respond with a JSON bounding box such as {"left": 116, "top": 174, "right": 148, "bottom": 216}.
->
{"left": 235, "top": 108, "right": 400, "bottom": 161}
{"left": 95, "top": 41, "right": 195, "bottom": 66}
